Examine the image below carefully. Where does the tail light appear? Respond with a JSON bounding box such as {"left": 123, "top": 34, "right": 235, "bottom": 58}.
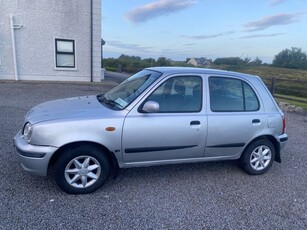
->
{"left": 282, "top": 115, "right": 286, "bottom": 134}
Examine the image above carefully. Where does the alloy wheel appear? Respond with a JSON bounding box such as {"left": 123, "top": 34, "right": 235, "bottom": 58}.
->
{"left": 64, "top": 155, "right": 101, "bottom": 188}
{"left": 250, "top": 145, "right": 272, "bottom": 171}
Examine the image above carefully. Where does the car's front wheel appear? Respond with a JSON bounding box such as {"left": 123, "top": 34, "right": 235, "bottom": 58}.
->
{"left": 54, "top": 144, "right": 110, "bottom": 194}
{"left": 240, "top": 139, "right": 275, "bottom": 175}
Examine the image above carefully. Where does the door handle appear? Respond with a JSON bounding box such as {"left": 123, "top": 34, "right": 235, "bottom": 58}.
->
{"left": 190, "top": 121, "right": 201, "bottom": 125}
{"left": 252, "top": 119, "right": 261, "bottom": 124}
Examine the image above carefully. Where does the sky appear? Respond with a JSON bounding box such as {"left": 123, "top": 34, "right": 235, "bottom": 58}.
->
{"left": 102, "top": 0, "right": 307, "bottom": 63}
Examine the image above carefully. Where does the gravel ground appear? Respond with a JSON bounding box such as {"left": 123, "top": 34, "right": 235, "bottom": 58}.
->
{"left": 0, "top": 80, "right": 306, "bottom": 230}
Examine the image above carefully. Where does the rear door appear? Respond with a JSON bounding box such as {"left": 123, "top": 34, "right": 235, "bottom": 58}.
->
{"left": 122, "top": 75, "right": 207, "bottom": 163}
{"left": 205, "top": 76, "right": 265, "bottom": 158}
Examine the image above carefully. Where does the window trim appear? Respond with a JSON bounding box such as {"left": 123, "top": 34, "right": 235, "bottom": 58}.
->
{"left": 209, "top": 76, "right": 260, "bottom": 112}
{"left": 243, "top": 81, "right": 260, "bottom": 111}
{"left": 54, "top": 38, "right": 76, "bottom": 69}
{"left": 139, "top": 75, "right": 203, "bottom": 114}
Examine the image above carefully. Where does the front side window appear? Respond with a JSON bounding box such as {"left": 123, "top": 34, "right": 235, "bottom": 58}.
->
{"left": 209, "top": 77, "right": 259, "bottom": 112}
{"left": 145, "top": 76, "right": 202, "bottom": 113}
{"left": 55, "top": 39, "right": 75, "bottom": 68}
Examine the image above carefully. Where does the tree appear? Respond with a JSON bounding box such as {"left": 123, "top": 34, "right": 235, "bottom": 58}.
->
{"left": 213, "top": 57, "right": 244, "bottom": 65}
{"left": 143, "top": 58, "right": 156, "bottom": 67}
{"left": 156, "top": 57, "right": 171, "bottom": 66}
{"left": 249, "top": 57, "right": 263, "bottom": 66}
{"left": 244, "top": 57, "right": 251, "bottom": 64}
{"left": 273, "top": 47, "right": 307, "bottom": 69}
{"left": 254, "top": 57, "right": 262, "bottom": 65}
{"left": 118, "top": 54, "right": 141, "bottom": 61}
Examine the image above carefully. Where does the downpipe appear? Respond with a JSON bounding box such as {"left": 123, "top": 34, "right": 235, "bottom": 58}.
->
{"left": 10, "top": 14, "right": 23, "bottom": 81}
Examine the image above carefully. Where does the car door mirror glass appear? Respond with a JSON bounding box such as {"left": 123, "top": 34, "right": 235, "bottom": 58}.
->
{"left": 142, "top": 101, "right": 160, "bottom": 113}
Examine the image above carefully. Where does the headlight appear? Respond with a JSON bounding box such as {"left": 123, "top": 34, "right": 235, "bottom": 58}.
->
{"left": 23, "top": 122, "right": 33, "bottom": 143}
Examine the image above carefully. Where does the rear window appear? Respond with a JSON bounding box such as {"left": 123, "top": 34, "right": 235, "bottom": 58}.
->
{"left": 209, "top": 77, "right": 259, "bottom": 112}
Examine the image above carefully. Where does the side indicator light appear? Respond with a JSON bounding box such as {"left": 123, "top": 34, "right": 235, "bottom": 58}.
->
{"left": 106, "top": 127, "right": 116, "bottom": 132}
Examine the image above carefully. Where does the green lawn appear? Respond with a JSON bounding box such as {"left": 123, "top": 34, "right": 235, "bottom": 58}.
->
{"left": 212, "top": 65, "right": 307, "bottom": 80}
{"left": 275, "top": 94, "right": 307, "bottom": 110}
{"left": 211, "top": 65, "right": 307, "bottom": 110}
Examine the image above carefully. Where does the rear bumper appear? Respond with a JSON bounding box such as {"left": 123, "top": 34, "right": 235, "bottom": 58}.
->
{"left": 274, "top": 133, "right": 288, "bottom": 163}
{"left": 13, "top": 130, "right": 58, "bottom": 176}
{"left": 277, "top": 133, "right": 288, "bottom": 149}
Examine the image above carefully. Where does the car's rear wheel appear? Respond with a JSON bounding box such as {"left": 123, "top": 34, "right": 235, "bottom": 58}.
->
{"left": 240, "top": 139, "right": 275, "bottom": 175}
{"left": 54, "top": 145, "right": 110, "bottom": 194}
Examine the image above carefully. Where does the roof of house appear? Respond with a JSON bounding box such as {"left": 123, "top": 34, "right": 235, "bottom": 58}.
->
{"left": 194, "top": 57, "right": 210, "bottom": 65}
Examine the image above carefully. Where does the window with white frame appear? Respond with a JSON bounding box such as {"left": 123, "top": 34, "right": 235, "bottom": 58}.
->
{"left": 55, "top": 39, "right": 75, "bottom": 68}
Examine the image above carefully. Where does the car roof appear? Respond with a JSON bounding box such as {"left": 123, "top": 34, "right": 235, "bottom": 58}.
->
{"left": 145, "top": 66, "right": 259, "bottom": 80}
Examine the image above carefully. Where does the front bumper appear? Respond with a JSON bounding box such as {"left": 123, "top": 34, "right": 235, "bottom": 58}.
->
{"left": 13, "top": 130, "right": 58, "bottom": 176}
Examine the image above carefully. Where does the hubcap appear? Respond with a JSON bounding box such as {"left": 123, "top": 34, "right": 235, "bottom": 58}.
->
{"left": 64, "top": 156, "right": 101, "bottom": 188}
{"left": 250, "top": 145, "right": 272, "bottom": 171}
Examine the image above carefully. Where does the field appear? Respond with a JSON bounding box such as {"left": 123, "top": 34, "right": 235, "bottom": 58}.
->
{"left": 212, "top": 65, "right": 307, "bottom": 110}
{"left": 220, "top": 65, "right": 307, "bottom": 79}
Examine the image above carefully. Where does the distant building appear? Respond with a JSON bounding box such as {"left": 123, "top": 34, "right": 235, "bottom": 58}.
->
{"left": 0, "top": 0, "right": 102, "bottom": 82}
{"left": 188, "top": 58, "right": 211, "bottom": 68}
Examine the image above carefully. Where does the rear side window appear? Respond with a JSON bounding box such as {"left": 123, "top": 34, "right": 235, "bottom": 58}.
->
{"left": 209, "top": 77, "right": 259, "bottom": 112}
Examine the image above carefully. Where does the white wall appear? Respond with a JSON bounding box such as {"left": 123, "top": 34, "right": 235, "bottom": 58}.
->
{"left": 0, "top": 0, "right": 101, "bottom": 82}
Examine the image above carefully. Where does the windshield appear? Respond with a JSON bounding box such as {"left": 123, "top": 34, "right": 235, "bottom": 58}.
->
{"left": 98, "top": 69, "right": 161, "bottom": 110}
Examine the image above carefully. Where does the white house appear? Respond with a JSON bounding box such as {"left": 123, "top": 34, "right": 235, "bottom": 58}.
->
{"left": 188, "top": 58, "right": 211, "bottom": 68}
{"left": 0, "top": 0, "right": 102, "bottom": 82}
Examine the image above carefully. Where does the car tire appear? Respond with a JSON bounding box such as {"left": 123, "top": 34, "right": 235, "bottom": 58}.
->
{"left": 239, "top": 139, "right": 275, "bottom": 175}
{"left": 54, "top": 144, "right": 110, "bottom": 194}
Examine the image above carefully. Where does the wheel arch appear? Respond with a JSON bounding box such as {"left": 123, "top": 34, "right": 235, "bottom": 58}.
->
{"left": 49, "top": 141, "right": 119, "bottom": 175}
{"left": 244, "top": 135, "right": 281, "bottom": 163}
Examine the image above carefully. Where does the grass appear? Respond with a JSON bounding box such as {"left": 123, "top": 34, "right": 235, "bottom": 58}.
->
{"left": 274, "top": 94, "right": 307, "bottom": 110}
{"left": 212, "top": 65, "right": 307, "bottom": 80}
{"left": 275, "top": 98, "right": 307, "bottom": 110}
{"left": 105, "top": 67, "right": 117, "bottom": 72}
{"left": 211, "top": 65, "right": 307, "bottom": 110}
{"left": 275, "top": 94, "right": 307, "bottom": 102}
{"left": 212, "top": 65, "right": 307, "bottom": 97}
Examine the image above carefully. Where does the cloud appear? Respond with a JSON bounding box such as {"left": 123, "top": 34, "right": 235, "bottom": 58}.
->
{"left": 182, "top": 43, "right": 195, "bottom": 46}
{"left": 107, "top": 40, "right": 154, "bottom": 53}
{"left": 183, "top": 31, "right": 235, "bottom": 40}
{"left": 240, "top": 33, "right": 287, "bottom": 39}
{"left": 244, "top": 13, "right": 300, "bottom": 31}
{"left": 269, "top": 0, "right": 287, "bottom": 6}
{"left": 125, "top": 0, "right": 197, "bottom": 24}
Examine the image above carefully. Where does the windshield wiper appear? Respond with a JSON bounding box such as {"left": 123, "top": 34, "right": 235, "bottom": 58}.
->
{"left": 97, "top": 94, "right": 123, "bottom": 109}
{"left": 97, "top": 94, "right": 106, "bottom": 103}
{"left": 97, "top": 94, "right": 112, "bottom": 105}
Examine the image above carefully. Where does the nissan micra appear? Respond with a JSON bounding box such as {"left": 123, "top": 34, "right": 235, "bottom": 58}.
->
{"left": 14, "top": 67, "right": 288, "bottom": 194}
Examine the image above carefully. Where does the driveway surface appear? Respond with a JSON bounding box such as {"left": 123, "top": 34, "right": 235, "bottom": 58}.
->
{"left": 0, "top": 79, "right": 306, "bottom": 229}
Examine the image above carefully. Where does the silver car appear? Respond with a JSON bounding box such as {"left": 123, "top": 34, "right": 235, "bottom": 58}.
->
{"left": 14, "top": 67, "right": 288, "bottom": 194}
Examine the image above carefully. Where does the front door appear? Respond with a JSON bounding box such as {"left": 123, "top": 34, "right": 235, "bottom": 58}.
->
{"left": 122, "top": 75, "right": 207, "bottom": 163}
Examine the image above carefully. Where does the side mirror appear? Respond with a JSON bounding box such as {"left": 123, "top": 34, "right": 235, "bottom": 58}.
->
{"left": 142, "top": 101, "right": 160, "bottom": 113}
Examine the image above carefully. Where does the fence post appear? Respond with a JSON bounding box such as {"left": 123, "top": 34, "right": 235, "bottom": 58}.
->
{"left": 271, "top": 77, "right": 276, "bottom": 96}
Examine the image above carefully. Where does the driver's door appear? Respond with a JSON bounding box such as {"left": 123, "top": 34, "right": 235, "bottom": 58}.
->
{"left": 122, "top": 75, "right": 207, "bottom": 163}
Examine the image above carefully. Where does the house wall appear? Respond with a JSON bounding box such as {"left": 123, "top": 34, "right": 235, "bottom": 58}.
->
{"left": 0, "top": 0, "right": 101, "bottom": 82}
{"left": 92, "top": 0, "right": 102, "bottom": 82}
{"left": 188, "top": 58, "right": 198, "bottom": 66}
